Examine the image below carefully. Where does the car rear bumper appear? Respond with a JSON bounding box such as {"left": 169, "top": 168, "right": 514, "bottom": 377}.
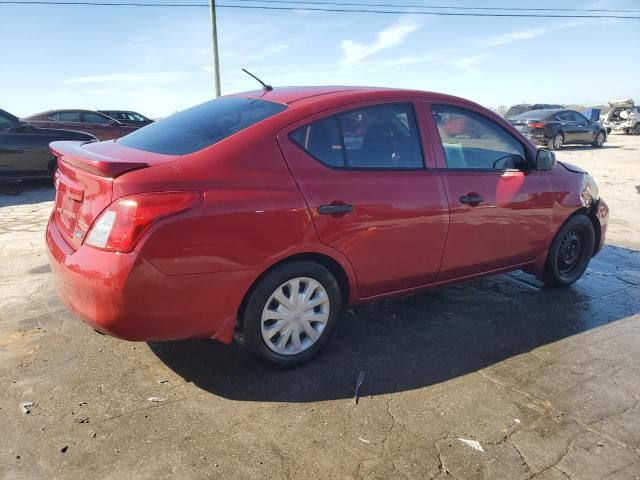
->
{"left": 520, "top": 132, "right": 548, "bottom": 145}
{"left": 46, "top": 217, "right": 252, "bottom": 343}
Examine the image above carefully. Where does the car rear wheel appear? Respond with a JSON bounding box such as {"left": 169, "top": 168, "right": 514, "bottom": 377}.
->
{"left": 548, "top": 132, "right": 564, "bottom": 150}
{"left": 633, "top": 123, "right": 640, "bottom": 135}
{"left": 47, "top": 158, "right": 58, "bottom": 180}
{"left": 592, "top": 131, "right": 605, "bottom": 148}
{"left": 241, "top": 261, "right": 342, "bottom": 367}
{"left": 543, "top": 214, "right": 595, "bottom": 288}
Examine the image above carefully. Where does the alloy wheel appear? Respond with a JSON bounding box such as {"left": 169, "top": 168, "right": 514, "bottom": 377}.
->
{"left": 596, "top": 132, "right": 605, "bottom": 146}
{"left": 553, "top": 134, "right": 563, "bottom": 150}
{"left": 260, "top": 277, "right": 330, "bottom": 355}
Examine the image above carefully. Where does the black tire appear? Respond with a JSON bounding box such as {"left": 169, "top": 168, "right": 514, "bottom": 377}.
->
{"left": 592, "top": 131, "right": 606, "bottom": 148}
{"left": 543, "top": 214, "right": 595, "bottom": 288}
{"left": 548, "top": 132, "right": 564, "bottom": 150}
{"left": 241, "top": 260, "right": 343, "bottom": 368}
{"left": 633, "top": 123, "right": 640, "bottom": 136}
{"left": 47, "top": 158, "right": 58, "bottom": 180}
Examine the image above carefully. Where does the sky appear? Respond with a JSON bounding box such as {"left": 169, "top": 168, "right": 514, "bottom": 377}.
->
{"left": 1, "top": 0, "right": 639, "bottom": 118}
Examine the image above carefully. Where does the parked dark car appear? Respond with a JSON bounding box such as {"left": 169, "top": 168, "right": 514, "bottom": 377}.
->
{"left": 24, "top": 110, "right": 139, "bottom": 141}
{"left": 505, "top": 104, "right": 564, "bottom": 119}
{"left": 509, "top": 109, "right": 607, "bottom": 150}
{"left": 0, "top": 108, "right": 96, "bottom": 182}
{"left": 98, "top": 110, "right": 154, "bottom": 127}
{"left": 46, "top": 87, "right": 608, "bottom": 367}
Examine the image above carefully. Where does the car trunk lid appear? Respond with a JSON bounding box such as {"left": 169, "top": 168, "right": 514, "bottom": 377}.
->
{"left": 509, "top": 117, "right": 543, "bottom": 134}
{"left": 50, "top": 140, "right": 180, "bottom": 250}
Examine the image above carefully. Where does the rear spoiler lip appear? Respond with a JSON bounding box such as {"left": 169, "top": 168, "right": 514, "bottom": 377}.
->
{"left": 50, "top": 140, "right": 149, "bottom": 178}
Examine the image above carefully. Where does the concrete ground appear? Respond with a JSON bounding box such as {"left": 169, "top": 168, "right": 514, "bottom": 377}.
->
{"left": 1, "top": 134, "right": 639, "bottom": 480}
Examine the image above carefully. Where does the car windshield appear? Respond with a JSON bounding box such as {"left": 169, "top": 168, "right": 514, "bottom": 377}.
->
{"left": 0, "top": 113, "right": 16, "bottom": 129}
{"left": 118, "top": 97, "right": 287, "bottom": 155}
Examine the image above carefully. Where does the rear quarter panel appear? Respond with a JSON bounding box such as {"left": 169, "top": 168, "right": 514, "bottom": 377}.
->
{"left": 115, "top": 121, "right": 358, "bottom": 301}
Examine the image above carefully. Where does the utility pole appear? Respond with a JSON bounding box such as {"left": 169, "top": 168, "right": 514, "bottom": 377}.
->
{"left": 209, "top": 0, "right": 221, "bottom": 97}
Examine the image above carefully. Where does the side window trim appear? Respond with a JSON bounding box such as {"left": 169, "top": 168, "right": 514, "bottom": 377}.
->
{"left": 430, "top": 103, "right": 531, "bottom": 172}
{"left": 334, "top": 115, "right": 350, "bottom": 168}
{"left": 289, "top": 102, "right": 427, "bottom": 171}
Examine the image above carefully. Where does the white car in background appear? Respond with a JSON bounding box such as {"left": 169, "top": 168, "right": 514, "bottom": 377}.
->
{"left": 604, "top": 100, "right": 640, "bottom": 135}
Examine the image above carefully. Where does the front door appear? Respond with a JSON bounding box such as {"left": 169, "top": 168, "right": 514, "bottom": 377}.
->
{"left": 426, "top": 103, "right": 554, "bottom": 281}
{"left": 0, "top": 113, "right": 48, "bottom": 178}
{"left": 571, "top": 111, "right": 594, "bottom": 143}
{"left": 279, "top": 101, "right": 449, "bottom": 298}
{"left": 556, "top": 111, "right": 582, "bottom": 143}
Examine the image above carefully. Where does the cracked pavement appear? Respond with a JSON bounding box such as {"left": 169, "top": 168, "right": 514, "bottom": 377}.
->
{"left": 1, "top": 134, "right": 639, "bottom": 479}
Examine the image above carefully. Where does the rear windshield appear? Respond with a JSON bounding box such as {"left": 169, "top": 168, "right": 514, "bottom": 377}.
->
{"left": 511, "top": 110, "right": 552, "bottom": 121}
{"left": 117, "top": 97, "right": 287, "bottom": 155}
{"left": 505, "top": 106, "right": 530, "bottom": 117}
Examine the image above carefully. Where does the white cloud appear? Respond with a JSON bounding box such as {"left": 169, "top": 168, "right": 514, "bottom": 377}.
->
{"left": 451, "top": 54, "right": 493, "bottom": 76}
{"left": 62, "top": 72, "right": 191, "bottom": 85}
{"left": 475, "top": 18, "right": 597, "bottom": 50}
{"left": 340, "top": 16, "right": 421, "bottom": 66}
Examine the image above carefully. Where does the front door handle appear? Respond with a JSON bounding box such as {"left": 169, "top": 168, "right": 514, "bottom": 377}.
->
{"left": 318, "top": 204, "right": 353, "bottom": 215}
{"left": 460, "top": 194, "right": 483, "bottom": 205}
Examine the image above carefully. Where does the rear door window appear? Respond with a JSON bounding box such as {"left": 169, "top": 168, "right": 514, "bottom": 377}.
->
{"left": 291, "top": 103, "right": 424, "bottom": 169}
{"left": 82, "top": 112, "right": 111, "bottom": 124}
{"left": 58, "top": 111, "right": 81, "bottom": 122}
{"left": 118, "top": 97, "right": 287, "bottom": 155}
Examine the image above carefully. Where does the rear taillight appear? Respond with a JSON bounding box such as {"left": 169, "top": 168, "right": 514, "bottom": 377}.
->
{"left": 528, "top": 122, "right": 546, "bottom": 129}
{"left": 85, "top": 191, "right": 200, "bottom": 252}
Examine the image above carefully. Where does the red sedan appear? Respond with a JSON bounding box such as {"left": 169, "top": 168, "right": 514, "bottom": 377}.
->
{"left": 46, "top": 87, "right": 608, "bottom": 367}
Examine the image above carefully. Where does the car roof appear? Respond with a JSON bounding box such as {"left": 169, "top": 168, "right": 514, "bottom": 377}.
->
{"left": 24, "top": 109, "right": 115, "bottom": 120}
{"left": 230, "top": 86, "right": 484, "bottom": 113}
{"left": 512, "top": 108, "right": 565, "bottom": 118}
{"left": 99, "top": 110, "right": 138, "bottom": 114}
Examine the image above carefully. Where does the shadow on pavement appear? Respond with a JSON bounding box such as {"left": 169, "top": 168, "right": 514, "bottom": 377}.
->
{"left": 0, "top": 180, "right": 54, "bottom": 207}
{"left": 150, "top": 245, "right": 640, "bottom": 403}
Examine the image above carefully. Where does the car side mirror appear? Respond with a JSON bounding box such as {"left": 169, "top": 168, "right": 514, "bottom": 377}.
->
{"left": 535, "top": 149, "right": 556, "bottom": 171}
{"left": 108, "top": 120, "right": 118, "bottom": 125}
{"left": 18, "top": 120, "right": 31, "bottom": 129}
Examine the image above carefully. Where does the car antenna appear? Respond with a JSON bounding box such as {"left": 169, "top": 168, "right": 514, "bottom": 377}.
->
{"left": 242, "top": 68, "right": 273, "bottom": 92}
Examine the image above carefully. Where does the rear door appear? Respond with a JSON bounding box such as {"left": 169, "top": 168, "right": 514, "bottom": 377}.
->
{"left": 53, "top": 111, "right": 85, "bottom": 132}
{"left": 426, "top": 102, "right": 554, "bottom": 280}
{"left": 278, "top": 100, "right": 449, "bottom": 298}
{"left": 80, "top": 112, "right": 118, "bottom": 140}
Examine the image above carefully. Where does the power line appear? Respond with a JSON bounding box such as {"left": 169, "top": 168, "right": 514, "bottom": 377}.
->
{"left": 2, "top": 0, "right": 640, "bottom": 19}
{"left": 229, "top": 0, "right": 640, "bottom": 14}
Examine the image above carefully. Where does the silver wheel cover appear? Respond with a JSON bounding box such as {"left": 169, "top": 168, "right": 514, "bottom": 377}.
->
{"left": 261, "top": 277, "right": 330, "bottom": 355}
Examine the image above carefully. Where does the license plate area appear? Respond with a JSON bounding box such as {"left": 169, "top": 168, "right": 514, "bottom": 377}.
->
{"left": 55, "top": 173, "right": 85, "bottom": 239}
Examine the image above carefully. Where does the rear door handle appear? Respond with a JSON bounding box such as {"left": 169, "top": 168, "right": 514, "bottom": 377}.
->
{"left": 318, "top": 204, "right": 353, "bottom": 215}
{"left": 460, "top": 194, "right": 483, "bottom": 205}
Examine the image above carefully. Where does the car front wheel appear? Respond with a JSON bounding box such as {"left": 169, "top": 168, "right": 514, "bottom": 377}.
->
{"left": 241, "top": 261, "right": 342, "bottom": 367}
{"left": 543, "top": 214, "right": 595, "bottom": 288}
